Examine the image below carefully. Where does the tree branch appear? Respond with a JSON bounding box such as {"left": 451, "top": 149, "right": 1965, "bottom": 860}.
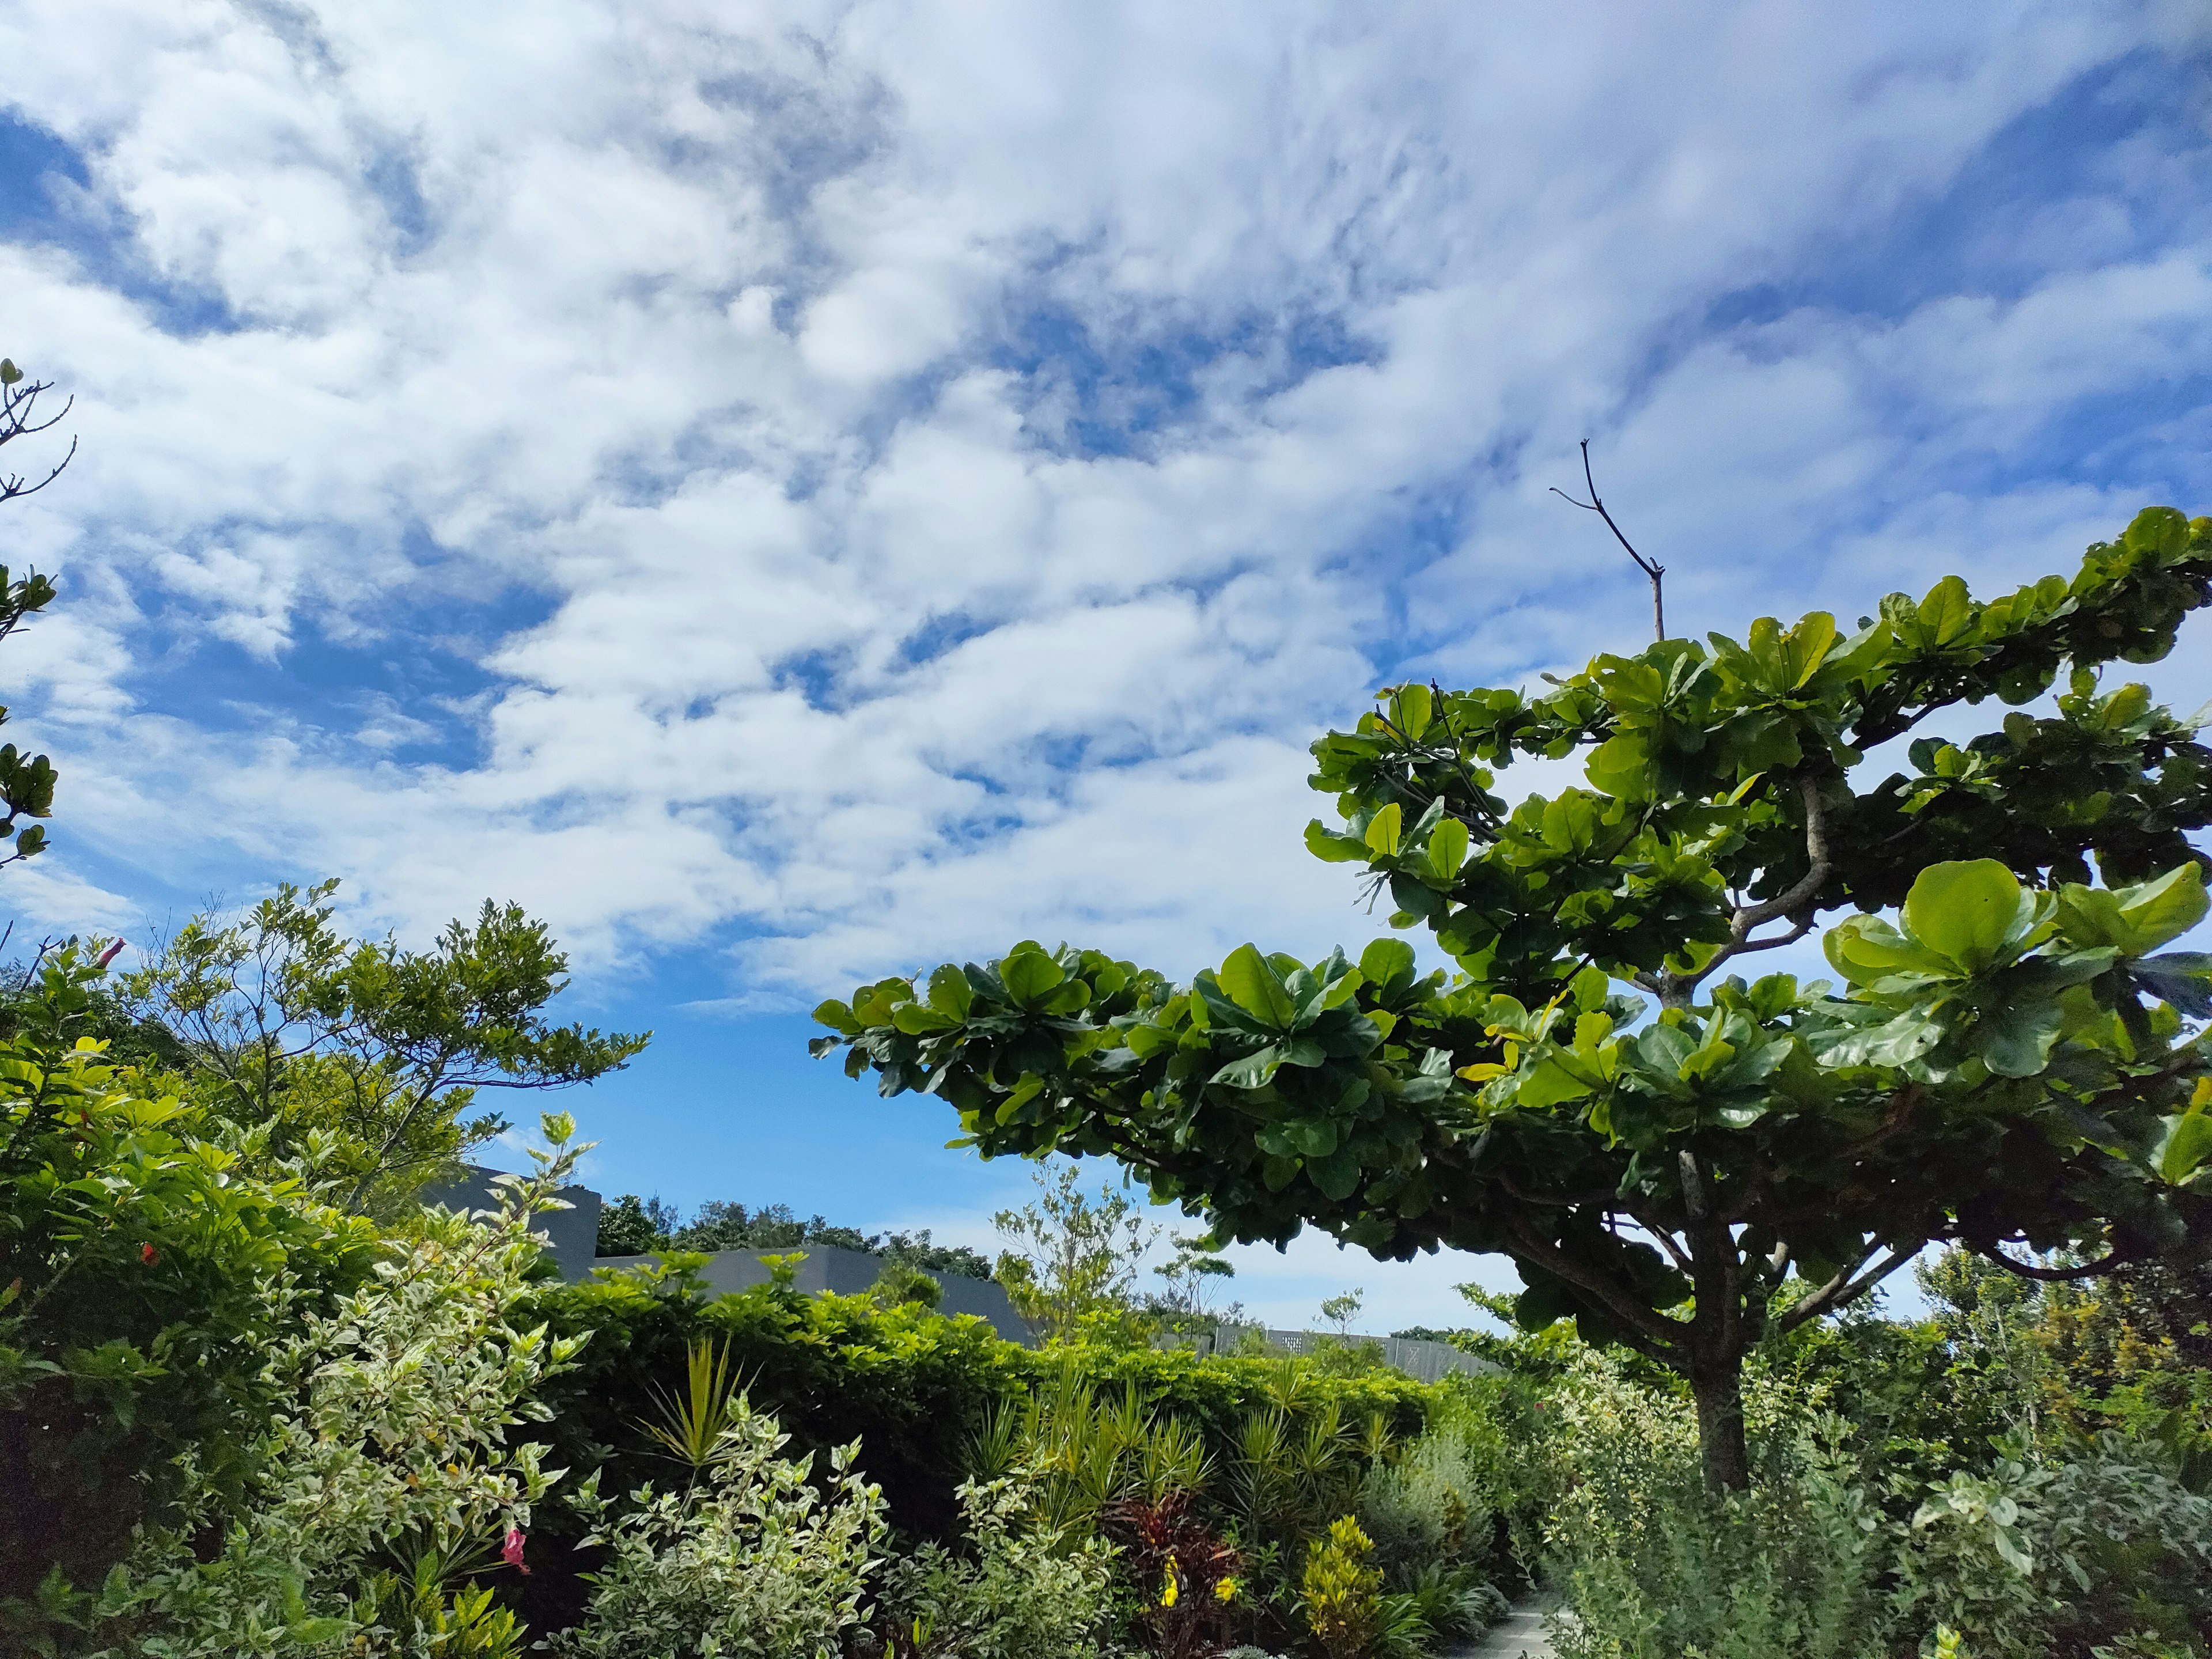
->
{"left": 1774, "top": 1243, "right": 1917, "bottom": 1334}
{"left": 1657, "top": 774, "right": 1832, "bottom": 1005}
{"left": 1551, "top": 440, "right": 1665, "bottom": 642}
{"left": 1502, "top": 1213, "right": 1691, "bottom": 1361}
{"left": 1973, "top": 1242, "right": 2143, "bottom": 1283}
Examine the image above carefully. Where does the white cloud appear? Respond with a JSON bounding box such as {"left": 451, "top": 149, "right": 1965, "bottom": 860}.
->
{"left": 0, "top": 0, "right": 2204, "bottom": 1016}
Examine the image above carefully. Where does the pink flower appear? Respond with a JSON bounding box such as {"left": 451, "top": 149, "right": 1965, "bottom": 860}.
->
{"left": 502, "top": 1527, "right": 529, "bottom": 1574}
{"left": 94, "top": 941, "right": 124, "bottom": 971}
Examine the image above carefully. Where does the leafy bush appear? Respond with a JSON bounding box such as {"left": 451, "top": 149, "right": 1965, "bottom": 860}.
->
{"left": 1537, "top": 1352, "right": 1895, "bottom": 1659}
{"left": 0, "top": 948, "right": 381, "bottom": 1631}
{"left": 550, "top": 1388, "right": 885, "bottom": 1659}
{"left": 1301, "top": 1516, "right": 1384, "bottom": 1659}
{"left": 879, "top": 1475, "right": 1118, "bottom": 1658}
{"left": 90, "top": 1120, "right": 590, "bottom": 1657}
{"left": 522, "top": 1255, "right": 1022, "bottom": 1627}
{"left": 1358, "top": 1416, "right": 1501, "bottom": 1586}
{"left": 1103, "top": 1489, "right": 1244, "bottom": 1659}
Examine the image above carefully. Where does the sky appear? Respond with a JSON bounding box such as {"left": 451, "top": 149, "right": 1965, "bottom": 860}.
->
{"left": 2, "top": 1, "right": 2210, "bottom": 1332}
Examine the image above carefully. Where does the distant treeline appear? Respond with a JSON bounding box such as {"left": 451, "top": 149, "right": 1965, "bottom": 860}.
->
{"left": 596, "top": 1195, "right": 994, "bottom": 1280}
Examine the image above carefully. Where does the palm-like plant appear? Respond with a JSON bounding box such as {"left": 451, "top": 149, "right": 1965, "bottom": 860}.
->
{"left": 641, "top": 1336, "right": 749, "bottom": 1474}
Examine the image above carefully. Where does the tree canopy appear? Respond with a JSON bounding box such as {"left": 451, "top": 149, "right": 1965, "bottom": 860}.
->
{"left": 814, "top": 505, "right": 2212, "bottom": 1487}
{"left": 118, "top": 881, "right": 649, "bottom": 1210}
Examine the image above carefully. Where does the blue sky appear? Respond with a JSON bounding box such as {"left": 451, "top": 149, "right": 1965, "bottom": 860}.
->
{"left": 2, "top": 1, "right": 2210, "bottom": 1330}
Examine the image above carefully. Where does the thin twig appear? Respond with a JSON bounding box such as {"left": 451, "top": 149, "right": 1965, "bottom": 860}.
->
{"left": 1551, "top": 440, "right": 1665, "bottom": 642}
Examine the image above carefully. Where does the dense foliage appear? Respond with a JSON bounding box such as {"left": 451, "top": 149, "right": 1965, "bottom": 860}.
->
{"left": 0, "top": 948, "right": 381, "bottom": 1624}
{"left": 814, "top": 507, "right": 2212, "bottom": 1488}
{"left": 594, "top": 1193, "right": 993, "bottom": 1279}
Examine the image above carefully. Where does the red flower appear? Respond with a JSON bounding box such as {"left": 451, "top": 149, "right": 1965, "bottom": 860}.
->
{"left": 139, "top": 1243, "right": 158, "bottom": 1266}
{"left": 94, "top": 940, "right": 125, "bottom": 971}
{"left": 502, "top": 1527, "right": 529, "bottom": 1575}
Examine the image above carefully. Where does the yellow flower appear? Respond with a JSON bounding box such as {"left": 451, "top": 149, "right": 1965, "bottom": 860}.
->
{"left": 1160, "top": 1566, "right": 1180, "bottom": 1608}
{"left": 1214, "top": 1577, "right": 1238, "bottom": 1603}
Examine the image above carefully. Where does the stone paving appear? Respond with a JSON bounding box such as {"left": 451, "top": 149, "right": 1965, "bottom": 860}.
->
{"left": 1446, "top": 1600, "right": 1558, "bottom": 1659}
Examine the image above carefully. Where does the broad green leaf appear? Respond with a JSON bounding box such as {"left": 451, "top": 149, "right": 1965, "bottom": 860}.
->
{"left": 812, "top": 998, "right": 863, "bottom": 1035}
{"left": 1824, "top": 917, "right": 1952, "bottom": 985}
{"left": 1306, "top": 1146, "right": 1362, "bottom": 1200}
{"left": 1042, "top": 978, "right": 1092, "bottom": 1016}
{"left": 1916, "top": 574, "right": 1974, "bottom": 647}
{"left": 1210, "top": 1046, "right": 1285, "bottom": 1089}
{"left": 1583, "top": 733, "right": 1650, "bottom": 801}
{"left": 2116, "top": 865, "right": 2208, "bottom": 952}
{"left": 1365, "top": 802, "right": 1403, "bottom": 857}
{"left": 927, "top": 963, "right": 974, "bottom": 1020}
{"left": 1428, "top": 817, "right": 1470, "bottom": 881}
{"left": 1359, "top": 937, "right": 1416, "bottom": 994}
{"left": 1315, "top": 967, "right": 1365, "bottom": 1016}
{"left": 1809, "top": 1009, "right": 1944, "bottom": 1070}
{"left": 1394, "top": 683, "right": 1433, "bottom": 741}
{"left": 1903, "top": 859, "right": 2035, "bottom": 974}
{"left": 1219, "top": 944, "right": 1299, "bottom": 1029}
{"left": 2156, "top": 1104, "right": 2212, "bottom": 1185}
{"left": 1973, "top": 997, "right": 2066, "bottom": 1078}
{"left": 999, "top": 945, "right": 1066, "bottom": 1009}
{"left": 892, "top": 1002, "right": 961, "bottom": 1035}
{"left": 1517, "top": 1056, "right": 1596, "bottom": 1109}
{"left": 1781, "top": 611, "right": 1838, "bottom": 688}
{"left": 2124, "top": 504, "right": 2191, "bottom": 561}
{"left": 1305, "top": 820, "right": 1370, "bottom": 863}
{"left": 1570, "top": 964, "right": 1613, "bottom": 1012}
{"left": 2156, "top": 1081, "right": 2212, "bottom": 1184}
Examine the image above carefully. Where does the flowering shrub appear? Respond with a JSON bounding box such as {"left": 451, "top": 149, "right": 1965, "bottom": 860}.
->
{"left": 90, "top": 1118, "right": 591, "bottom": 1657}
{"left": 550, "top": 1389, "right": 886, "bottom": 1658}
{"left": 1104, "top": 1490, "right": 1241, "bottom": 1659}
{"left": 0, "top": 945, "right": 383, "bottom": 1638}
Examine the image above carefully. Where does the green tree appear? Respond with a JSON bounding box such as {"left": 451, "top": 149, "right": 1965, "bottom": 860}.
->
{"left": 1149, "top": 1232, "right": 1240, "bottom": 1327}
{"left": 991, "top": 1164, "right": 1160, "bottom": 1340}
{"left": 597, "top": 1192, "right": 681, "bottom": 1256}
{"left": 0, "top": 352, "right": 73, "bottom": 873}
{"left": 121, "top": 881, "right": 649, "bottom": 1209}
{"left": 1319, "top": 1290, "right": 1365, "bottom": 1338}
{"left": 815, "top": 507, "right": 2212, "bottom": 1489}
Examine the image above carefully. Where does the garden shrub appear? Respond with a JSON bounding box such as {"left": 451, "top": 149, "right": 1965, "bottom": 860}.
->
{"left": 1357, "top": 1415, "right": 1501, "bottom": 1586}
{"left": 550, "top": 1392, "right": 885, "bottom": 1659}
{"left": 90, "top": 1122, "right": 590, "bottom": 1657}
{"left": 0, "top": 948, "right": 381, "bottom": 1639}
{"left": 2041, "top": 1435, "right": 2212, "bottom": 1656}
{"left": 519, "top": 1257, "right": 1022, "bottom": 1628}
{"left": 1537, "top": 1351, "right": 1895, "bottom": 1659}
{"left": 878, "top": 1475, "right": 1119, "bottom": 1659}
{"left": 521, "top": 1263, "right": 1455, "bottom": 1638}
{"left": 1301, "top": 1515, "right": 1385, "bottom": 1659}
{"left": 1522, "top": 1325, "right": 2212, "bottom": 1659}
{"left": 1103, "top": 1488, "right": 1245, "bottom": 1659}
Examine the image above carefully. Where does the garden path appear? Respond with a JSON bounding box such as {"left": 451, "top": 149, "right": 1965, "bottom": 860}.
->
{"left": 1448, "top": 1600, "right": 1558, "bottom": 1659}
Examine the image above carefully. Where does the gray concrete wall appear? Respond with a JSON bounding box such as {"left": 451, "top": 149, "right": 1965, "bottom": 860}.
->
{"left": 1185, "top": 1325, "right": 1498, "bottom": 1382}
{"left": 419, "top": 1165, "right": 603, "bottom": 1282}
{"left": 594, "top": 1243, "right": 1036, "bottom": 1346}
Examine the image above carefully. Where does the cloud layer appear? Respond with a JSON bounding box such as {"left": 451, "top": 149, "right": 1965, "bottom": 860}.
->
{"left": 2, "top": 0, "right": 2209, "bottom": 1016}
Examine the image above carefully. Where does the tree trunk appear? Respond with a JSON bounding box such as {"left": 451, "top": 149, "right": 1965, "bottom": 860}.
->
{"left": 1690, "top": 1359, "right": 1751, "bottom": 1492}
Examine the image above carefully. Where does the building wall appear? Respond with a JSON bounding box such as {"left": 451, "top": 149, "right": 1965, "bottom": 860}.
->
{"left": 419, "top": 1165, "right": 603, "bottom": 1281}
{"left": 1182, "top": 1325, "right": 1499, "bottom": 1383}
